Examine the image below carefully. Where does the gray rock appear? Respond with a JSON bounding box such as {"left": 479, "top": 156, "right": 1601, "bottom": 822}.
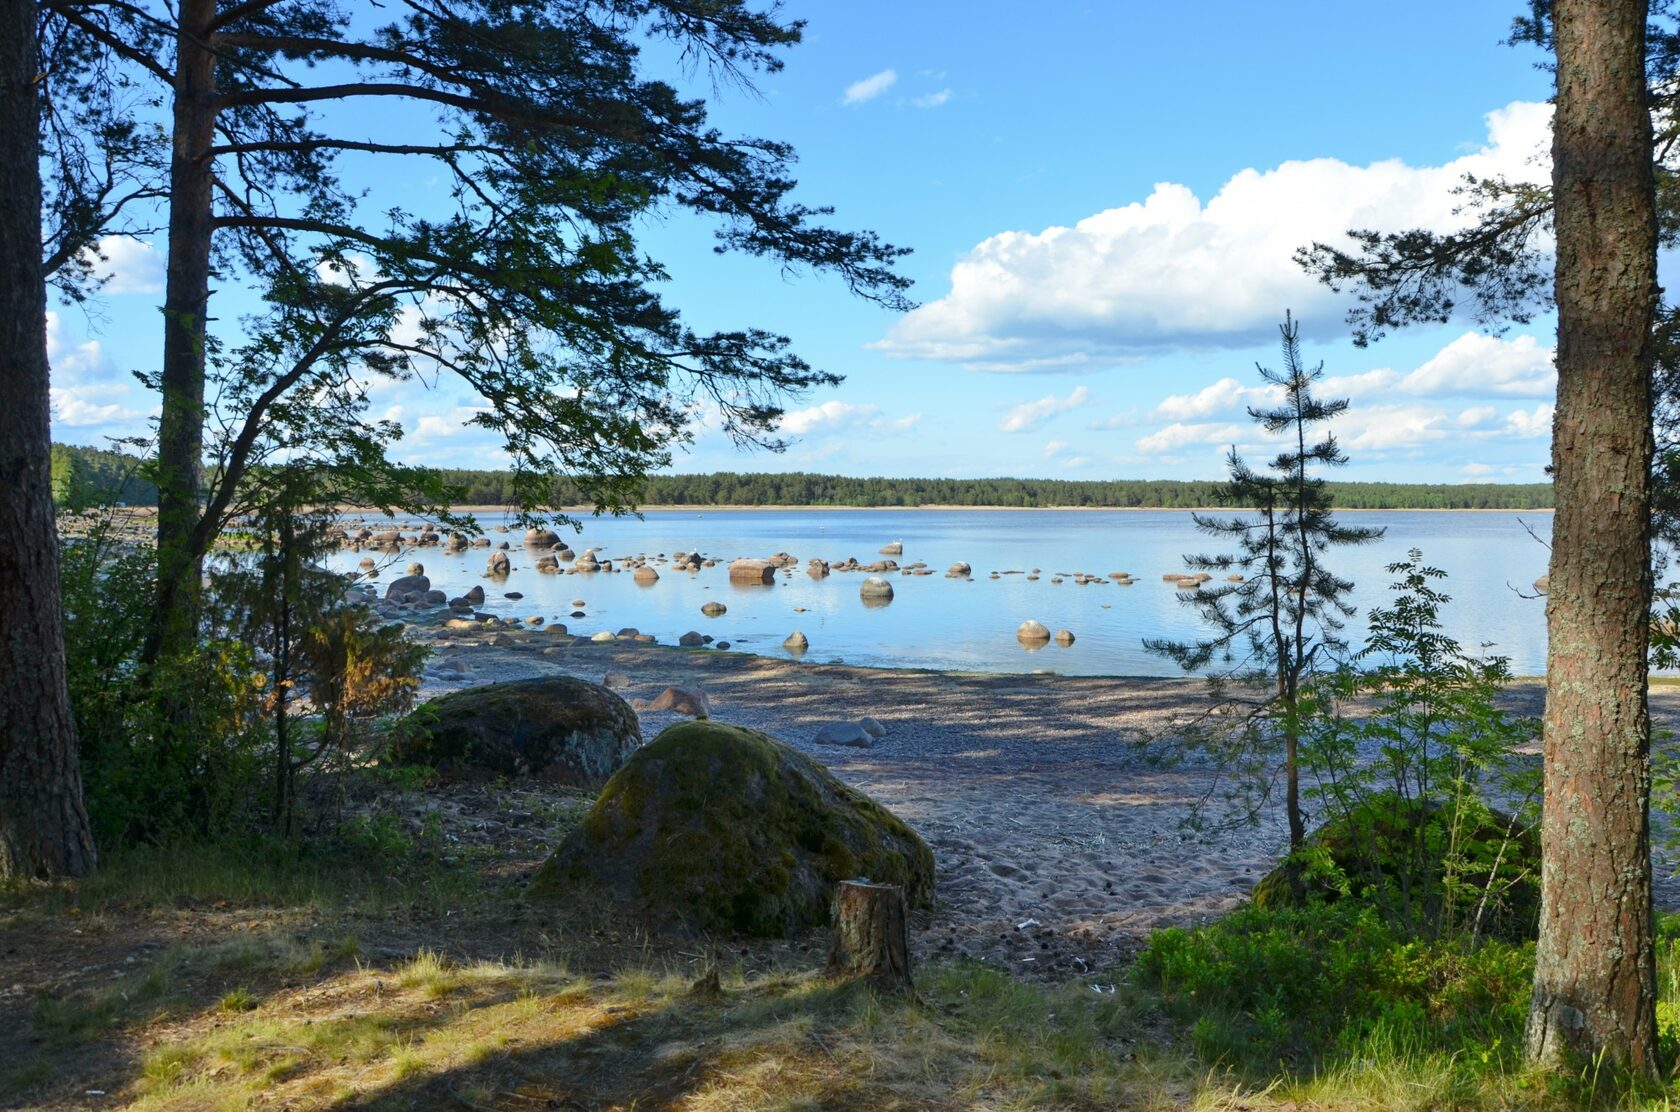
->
{"left": 783, "top": 631, "right": 809, "bottom": 651}
{"left": 525, "top": 528, "right": 560, "bottom": 547}
{"left": 406, "top": 562, "right": 425, "bottom": 576}
{"left": 389, "top": 676, "right": 639, "bottom": 787}
{"left": 701, "top": 601, "right": 727, "bottom": 617}
{"left": 859, "top": 576, "right": 894, "bottom": 600}
{"left": 487, "top": 550, "right": 511, "bottom": 576}
{"left": 813, "top": 721, "right": 873, "bottom": 748}
{"left": 728, "top": 558, "right": 776, "bottom": 584}
{"left": 526, "top": 721, "right": 934, "bottom": 936}
{"left": 639, "top": 685, "right": 712, "bottom": 718}
{"left": 859, "top": 716, "right": 887, "bottom": 739}
{"left": 1016, "top": 619, "right": 1051, "bottom": 642}
{"left": 679, "top": 630, "right": 706, "bottom": 647}
{"left": 384, "top": 573, "right": 430, "bottom": 600}
{"left": 464, "top": 584, "right": 485, "bottom": 605}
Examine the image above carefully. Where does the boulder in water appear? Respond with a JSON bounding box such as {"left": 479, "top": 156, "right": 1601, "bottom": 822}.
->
{"left": 384, "top": 573, "right": 430, "bottom": 601}
{"left": 728, "top": 558, "right": 776, "bottom": 584}
{"left": 1016, "top": 619, "right": 1051, "bottom": 642}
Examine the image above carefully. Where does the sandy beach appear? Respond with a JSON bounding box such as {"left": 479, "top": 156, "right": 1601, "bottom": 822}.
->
{"left": 405, "top": 624, "right": 1680, "bottom": 978}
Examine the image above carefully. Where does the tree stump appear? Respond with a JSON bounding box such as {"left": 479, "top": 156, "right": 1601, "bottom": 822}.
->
{"left": 826, "top": 880, "right": 913, "bottom": 994}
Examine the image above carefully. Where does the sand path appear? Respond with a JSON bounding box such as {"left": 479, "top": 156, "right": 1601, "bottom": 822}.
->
{"left": 409, "top": 626, "right": 1680, "bottom": 977}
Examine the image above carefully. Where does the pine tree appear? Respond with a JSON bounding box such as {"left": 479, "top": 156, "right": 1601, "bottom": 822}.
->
{"left": 1147, "top": 314, "right": 1382, "bottom": 893}
{"left": 1524, "top": 0, "right": 1660, "bottom": 1072}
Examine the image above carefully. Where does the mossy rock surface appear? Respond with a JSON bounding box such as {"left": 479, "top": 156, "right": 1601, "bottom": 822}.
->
{"left": 528, "top": 721, "right": 935, "bottom": 937}
{"left": 389, "top": 676, "right": 639, "bottom": 788}
{"left": 1252, "top": 796, "right": 1539, "bottom": 941}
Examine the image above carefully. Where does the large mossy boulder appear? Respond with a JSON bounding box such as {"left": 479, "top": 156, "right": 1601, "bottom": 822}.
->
{"left": 528, "top": 721, "right": 935, "bottom": 937}
{"left": 389, "top": 677, "right": 640, "bottom": 788}
{"left": 1251, "top": 796, "right": 1540, "bottom": 941}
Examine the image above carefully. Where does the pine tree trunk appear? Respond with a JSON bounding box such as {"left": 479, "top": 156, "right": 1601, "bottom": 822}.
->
{"left": 827, "top": 881, "right": 913, "bottom": 994}
{"left": 0, "top": 0, "right": 97, "bottom": 879}
{"left": 147, "top": 0, "right": 220, "bottom": 665}
{"left": 1526, "top": 0, "right": 1659, "bottom": 1071}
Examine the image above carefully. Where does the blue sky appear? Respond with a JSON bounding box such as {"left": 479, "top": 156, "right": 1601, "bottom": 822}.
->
{"left": 50, "top": 1, "right": 1568, "bottom": 483}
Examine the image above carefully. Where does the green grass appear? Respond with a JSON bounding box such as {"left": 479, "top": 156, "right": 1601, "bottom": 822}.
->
{"left": 1135, "top": 901, "right": 1680, "bottom": 1110}
{"left": 16, "top": 813, "right": 1680, "bottom": 1109}
{"left": 0, "top": 828, "right": 494, "bottom": 924}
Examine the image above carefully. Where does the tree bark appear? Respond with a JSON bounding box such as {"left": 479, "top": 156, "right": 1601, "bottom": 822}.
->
{"left": 1526, "top": 0, "right": 1660, "bottom": 1072}
{"left": 827, "top": 880, "right": 913, "bottom": 994}
{"left": 0, "top": 0, "right": 97, "bottom": 879}
{"left": 147, "top": 0, "right": 220, "bottom": 664}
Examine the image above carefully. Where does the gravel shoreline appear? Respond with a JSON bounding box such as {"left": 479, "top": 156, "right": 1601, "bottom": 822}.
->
{"left": 407, "top": 624, "right": 1680, "bottom": 976}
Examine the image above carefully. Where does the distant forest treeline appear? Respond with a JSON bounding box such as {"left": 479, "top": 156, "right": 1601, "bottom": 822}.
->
{"left": 51, "top": 444, "right": 158, "bottom": 505}
{"left": 51, "top": 444, "right": 1554, "bottom": 511}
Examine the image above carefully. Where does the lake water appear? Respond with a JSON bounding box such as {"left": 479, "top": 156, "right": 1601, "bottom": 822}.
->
{"left": 326, "top": 508, "right": 1558, "bottom": 677}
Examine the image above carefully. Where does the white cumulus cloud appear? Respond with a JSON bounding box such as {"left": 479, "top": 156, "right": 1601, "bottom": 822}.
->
{"left": 912, "top": 88, "right": 953, "bottom": 108}
{"left": 81, "top": 235, "right": 164, "bottom": 295}
{"left": 1503, "top": 403, "right": 1554, "bottom": 439}
{"left": 1153, "top": 377, "right": 1282, "bottom": 421}
{"left": 842, "top": 69, "right": 897, "bottom": 105}
{"left": 1394, "top": 331, "right": 1554, "bottom": 398}
{"left": 1151, "top": 333, "right": 1557, "bottom": 433}
{"left": 876, "top": 101, "right": 1552, "bottom": 369}
{"left": 50, "top": 384, "right": 149, "bottom": 428}
{"left": 999, "top": 385, "right": 1089, "bottom": 433}
{"left": 1333, "top": 405, "right": 1451, "bottom": 451}
{"left": 778, "top": 400, "right": 922, "bottom": 439}
{"left": 781, "top": 400, "right": 880, "bottom": 435}
{"left": 46, "top": 312, "right": 111, "bottom": 382}
{"left": 1136, "top": 421, "right": 1251, "bottom": 455}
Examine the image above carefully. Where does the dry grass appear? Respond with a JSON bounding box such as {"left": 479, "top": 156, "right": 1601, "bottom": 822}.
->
{"left": 15, "top": 929, "right": 1629, "bottom": 1111}
{"left": 95, "top": 949, "right": 1189, "bottom": 1111}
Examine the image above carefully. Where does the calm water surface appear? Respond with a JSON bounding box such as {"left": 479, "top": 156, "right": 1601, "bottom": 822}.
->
{"left": 326, "top": 508, "right": 1557, "bottom": 677}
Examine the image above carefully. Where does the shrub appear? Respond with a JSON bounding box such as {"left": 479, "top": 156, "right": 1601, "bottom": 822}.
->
{"left": 1135, "top": 902, "right": 1532, "bottom": 1073}
{"left": 1299, "top": 550, "right": 1539, "bottom": 941}
{"left": 60, "top": 515, "right": 270, "bottom": 846}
